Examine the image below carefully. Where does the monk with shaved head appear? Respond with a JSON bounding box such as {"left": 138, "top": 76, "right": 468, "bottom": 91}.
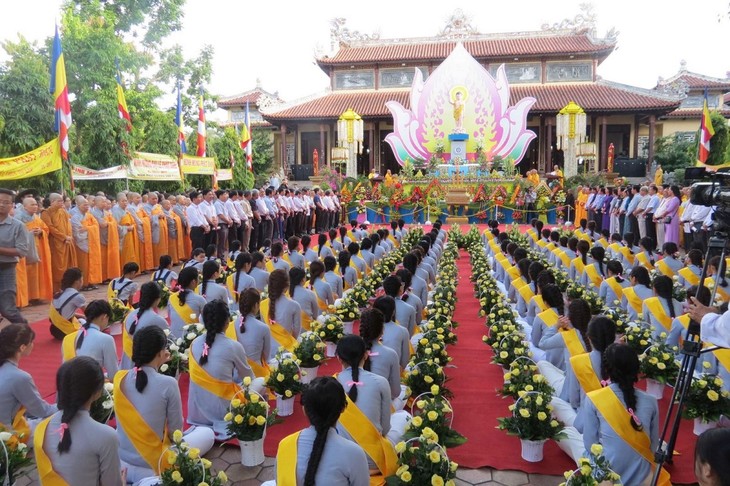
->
{"left": 40, "top": 193, "right": 77, "bottom": 292}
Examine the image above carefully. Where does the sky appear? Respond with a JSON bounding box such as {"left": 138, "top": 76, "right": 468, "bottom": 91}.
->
{"left": 1, "top": 0, "right": 729, "bottom": 121}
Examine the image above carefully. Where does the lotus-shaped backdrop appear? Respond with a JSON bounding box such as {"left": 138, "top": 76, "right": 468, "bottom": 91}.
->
{"left": 385, "top": 43, "right": 536, "bottom": 166}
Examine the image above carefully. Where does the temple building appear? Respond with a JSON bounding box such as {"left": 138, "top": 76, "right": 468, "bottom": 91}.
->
{"left": 218, "top": 10, "right": 729, "bottom": 179}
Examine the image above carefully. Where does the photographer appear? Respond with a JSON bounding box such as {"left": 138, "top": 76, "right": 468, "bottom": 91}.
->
{"left": 688, "top": 297, "right": 730, "bottom": 348}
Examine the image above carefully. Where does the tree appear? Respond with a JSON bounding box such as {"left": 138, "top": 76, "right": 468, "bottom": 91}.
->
{"left": 706, "top": 111, "right": 729, "bottom": 166}
{"left": 653, "top": 134, "right": 694, "bottom": 172}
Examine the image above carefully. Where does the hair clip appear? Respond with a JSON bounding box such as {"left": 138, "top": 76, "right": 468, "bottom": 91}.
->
{"left": 347, "top": 380, "right": 364, "bottom": 387}
{"left": 56, "top": 422, "right": 69, "bottom": 440}
{"left": 600, "top": 379, "right": 611, "bottom": 387}
{"left": 202, "top": 343, "right": 210, "bottom": 357}
{"left": 367, "top": 351, "right": 379, "bottom": 357}
{"left": 628, "top": 408, "right": 642, "bottom": 426}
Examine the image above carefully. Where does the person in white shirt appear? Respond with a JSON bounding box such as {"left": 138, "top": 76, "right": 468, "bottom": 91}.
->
{"left": 689, "top": 298, "right": 730, "bottom": 348}
{"left": 186, "top": 191, "right": 210, "bottom": 252}
{"left": 213, "top": 190, "right": 232, "bottom": 256}
{"left": 634, "top": 187, "right": 650, "bottom": 239}
{"left": 225, "top": 192, "right": 242, "bottom": 249}
{"left": 255, "top": 190, "right": 271, "bottom": 250}
{"left": 200, "top": 189, "right": 218, "bottom": 249}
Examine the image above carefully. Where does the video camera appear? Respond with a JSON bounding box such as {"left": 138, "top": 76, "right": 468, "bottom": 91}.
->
{"left": 685, "top": 167, "right": 730, "bottom": 232}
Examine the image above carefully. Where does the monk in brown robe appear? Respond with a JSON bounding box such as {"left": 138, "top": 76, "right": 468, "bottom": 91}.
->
{"left": 41, "top": 193, "right": 77, "bottom": 292}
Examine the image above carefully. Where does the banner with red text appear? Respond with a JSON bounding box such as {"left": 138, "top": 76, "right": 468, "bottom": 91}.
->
{"left": 72, "top": 163, "right": 128, "bottom": 180}
{"left": 128, "top": 152, "right": 181, "bottom": 181}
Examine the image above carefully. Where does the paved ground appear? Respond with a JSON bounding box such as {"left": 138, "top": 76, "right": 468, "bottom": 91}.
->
{"left": 17, "top": 268, "right": 564, "bottom": 486}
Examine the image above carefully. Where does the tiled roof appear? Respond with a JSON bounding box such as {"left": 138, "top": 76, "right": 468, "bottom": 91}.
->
{"left": 219, "top": 119, "right": 274, "bottom": 128}
{"left": 262, "top": 81, "right": 680, "bottom": 121}
{"left": 656, "top": 71, "right": 730, "bottom": 91}
{"left": 662, "top": 108, "right": 730, "bottom": 119}
{"left": 217, "top": 88, "right": 282, "bottom": 108}
{"left": 317, "top": 33, "right": 615, "bottom": 66}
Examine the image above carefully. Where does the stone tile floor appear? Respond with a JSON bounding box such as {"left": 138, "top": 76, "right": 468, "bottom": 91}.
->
{"left": 17, "top": 270, "right": 563, "bottom": 485}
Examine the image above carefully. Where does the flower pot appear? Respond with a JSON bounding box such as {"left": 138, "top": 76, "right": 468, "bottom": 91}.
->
{"left": 343, "top": 321, "right": 354, "bottom": 334}
{"left": 520, "top": 438, "right": 546, "bottom": 462}
{"left": 238, "top": 437, "right": 265, "bottom": 466}
{"left": 645, "top": 378, "right": 665, "bottom": 399}
{"left": 276, "top": 394, "right": 295, "bottom": 416}
{"left": 300, "top": 366, "right": 319, "bottom": 384}
{"left": 325, "top": 342, "right": 337, "bottom": 358}
{"left": 693, "top": 418, "right": 718, "bottom": 436}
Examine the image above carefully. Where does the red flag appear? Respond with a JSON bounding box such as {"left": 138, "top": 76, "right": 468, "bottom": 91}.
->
{"left": 697, "top": 92, "right": 716, "bottom": 165}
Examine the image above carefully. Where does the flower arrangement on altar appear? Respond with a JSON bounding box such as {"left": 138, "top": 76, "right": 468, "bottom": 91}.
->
{"left": 639, "top": 338, "right": 680, "bottom": 385}
{"left": 293, "top": 331, "right": 327, "bottom": 369}
{"left": 500, "top": 361, "right": 554, "bottom": 400}
{"left": 403, "top": 396, "right": 467, "bottom": 448}
{"left": 390, "top": 430, "right": 458, "bottom": 486}
{"left": 553, "top": 190, "right": 567, "bottom": 220}
{"left": 160, "top": 431, "right": 228, "bottom": 486}
{"left": 90, "top": 382, "right": 115, "bottom": 423}
{"left": 624, "top": 323, "right": 654, "bottom": 357}
{"left": 560, "top": 444, "right": 622, "bottom": 485}
{"left": 312, "top": 313, "right": 344, "bottom": 344}
{"left": 0, "top": 427, "right": 32, "bottom": 484}
{"left": 470, "top": 183, "right": 489, "bottom": 203}
{"left": 682, "top": 371, "right": 730, "bottom": 424}
{"left": 409, "top": 186, "right": 424, "bottom": 205}
{"left": 497, "top": 391, "right": 566, "bottom": 442}
{"left": 225, "top": 383, "right": 280, "bottom": 442}
{"left": 490, "top": 185, "right": 509, "bottom": 206}
{"left": 266, "top": 350, "right": 304, "bottom": 400}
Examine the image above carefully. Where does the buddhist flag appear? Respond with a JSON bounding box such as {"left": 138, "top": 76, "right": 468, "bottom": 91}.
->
{"left": 196, "top": 89, "right": 206, "bottom": 157}
{"left": 115, "top": 62, "right": 131, "bottom": 132}
{"left": 697, "top": 91, "right": 716, "bottom": 165}
{"left": 50, "top": 25, "right": 72, "bottom": 160}
{"left": 175, "top": 82, "right": 187, "bottom": 154}
{"left": 242, "top": 101, "right": 253, "bottom": 171}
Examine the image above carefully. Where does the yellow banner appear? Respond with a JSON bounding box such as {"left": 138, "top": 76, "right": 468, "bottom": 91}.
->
{"left": 0, "top": 138, "right": 62, "bottom": 180}
{"left": 180, "top": 155, "right": 216, "bottom": 175}
{"left": 216, "top": 168, "right": 232, "bottom": 181}
{"left": 129, "top": 152, "right": 181, "bottom": 181}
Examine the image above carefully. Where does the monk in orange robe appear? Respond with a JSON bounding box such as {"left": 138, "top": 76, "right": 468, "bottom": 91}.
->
{"left": 130, "top": 192, "right": 154, "bottom": 271}
{"left": 574, "top": 186, "right": 588, "bottom": 226}
{"left": 71, "top": 196, "right": 102, "bottom": 288}
{"left": 16, "top": 257, "right": 28, "bottom": 308}
{"left": 16, "top": 196, "right": 53, "bottom": 301}
{"left": 144, "top": 192, "right": 169, "bottom": 265}
{"left": 162, "top": 199, "right": 183, "bottom": 264}
{"left": 112, "top": 193, "right": 140, "bottom": 268}
{"left": 41, "top": 193, "right": 77, "bottom": 292}
{"left": 103, "top": 200, "right": 121, "bottom": 280}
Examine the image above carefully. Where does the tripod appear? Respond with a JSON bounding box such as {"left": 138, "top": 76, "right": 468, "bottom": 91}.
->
{"left": 650, "top": 233, "right": 728, "bottom": 486}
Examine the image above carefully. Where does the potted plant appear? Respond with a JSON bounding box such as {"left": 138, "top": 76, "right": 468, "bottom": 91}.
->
{"left": 312, "top": 313, "right": 344, "bottom": 357}
{"left": 224, "top": 383, "right": 280, "bottom": 466}
{"left": 623, "top": 323, "right": 654, "bottom": 358}
{"left": 403, "top": 395, "right": 466, "bottom": 449}
{"left": 155, "top": 281, "right": 171, "bottom": 309}
{"left": 499, "top": 361, "right": 554, "bottom": 400}
{"left": 159, "top": 430, "right": 227, "bottom": 485}
{"left": 333, "top": 297, "right": 359, "bottom": 334}
{"left": 389, "top": 430, "right": 457, "bottom": 486}
{"left": 90, "top": 382, "right": 115, "bottom": 424}
{"left": 560, "top": 444, "right": 622, "bottom": 485}
{"left": 0, "top": 428, "right": 32, "bottom": 485}
{"left": 178, "top": 322, "right": 205, "bottom": 356}
{"left": 491, "top": 332, "right": 531, "bottom": 369}
{"left": 639, "top": 340, "right": 680, "bottom": 399}
{"left": 498, "top": 391, "right": 566, "bottom": 462}
{"left": 266, "top": 351, "right": 304, "bottom": 416}
{"left": 293, "top": 332, "right": 327, "bottom": 384}
{"left": 682, "top": 372, "right": 730, "bottom": 435}
{"left": 161, "top": 330, "right": 188, "bottom": 378}
{"left": 403, "top": 361, "right": 450, "bottom": 400}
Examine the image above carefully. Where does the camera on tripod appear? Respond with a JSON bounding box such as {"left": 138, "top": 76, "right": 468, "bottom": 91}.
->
{"left": 685, "top": 167, "right": 730, "bottom": 232}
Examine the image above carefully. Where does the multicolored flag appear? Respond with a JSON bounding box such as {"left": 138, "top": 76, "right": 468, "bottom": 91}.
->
{"left": 242, "top": 101, "right": 253, "bottom": 171}
{"left": 196, "top": 89, "right": 206, "bottom": 157}
{"left": 50, "top": 25, "right": 72, "bottom": 160}
{"left": 697, "top": 90, "right": 716, "bottom": 165}
{"left": 175, "top": 82, "right": 187, "bottom": 154}
{"left": 115, "top": 61, "right": 131, "bottom": 132}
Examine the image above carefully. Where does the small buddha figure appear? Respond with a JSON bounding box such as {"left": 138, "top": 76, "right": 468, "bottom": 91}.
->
{"left": 450, "top": 90, "right": 465, "bottom": 131}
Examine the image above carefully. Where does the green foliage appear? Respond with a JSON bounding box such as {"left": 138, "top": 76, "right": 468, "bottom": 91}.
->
{"left": 653, "top": 134, "right": 694, "bottom": 172}
{"left": 564, "top": 173, "right": 608, "bottom": 189}
{"left": 707, "top": 111, "right": 729, "bottom": 166}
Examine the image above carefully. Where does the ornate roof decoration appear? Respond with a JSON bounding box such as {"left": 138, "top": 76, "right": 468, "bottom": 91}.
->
{"left": 655, "top": 60, "right": 730, "bottom": 92}
{"left": 541, "top": 2, "right": 597, "bottom": 33}
{"left": 329, "top": 18, "right": 380, "bottom": 50}
{"left": 438, "top": 9, "right": 478, "bottom": 39}
{"left": 217, "top": 86, "right": 283, "bottom": 108}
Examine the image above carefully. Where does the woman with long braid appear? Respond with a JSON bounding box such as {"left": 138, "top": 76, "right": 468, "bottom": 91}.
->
{"left": 290, "top": 267, "right": 319, "bottom": 330}
{"left": 323, "top": 256, "right": 343, "bottom": 298}
{"left": 329, "top": 228, "right": 343, "bottom": 254}
{"left": 309, "top": 260, "right": 334, "bottom": 310}
{"left": 270, "top": 377, "right": 368, "bottom": 486}
{"left": 263, "top": 269, "right": 301, "bottom": 355}
{"left": 530, "top": 284, "right": 565, "bottom": 367}
{"left": 187, "top": 300, "right": 264, "bottom": 439}
{"left": 569, "top": 239, "right": 591, "bottom": 282}
{"left": 315, "top": 233, "right": 334, "bottom": 260}
{"left": 115, "top": 327, "right": 214, "bottom": 484}
{"left": 334, "top": 335, "right": 408, "bottom": 478}
{"left": 598, "top": 260, "right": 630, "bottom": 306}
{"left": 121, "top": 282, "right": 167, "bottom": 369}
{"left": 338, "top": 250, "right": 357, "bottom": 290}
{"left": 197, "top": 259, "right": 229, "bottom": 304}
{"left": 0, "top": 325, "right": 56, "bottom": 441}
{"left": 168, "top": 266, "right": 206, "bottom": 339}
{"left": 33, "top": 357, "right": 123, "bottom": 485}
{"left": 227, "top": 252, "right": 255, "bottom": 298}
{"left": 581, "top": 245, "right": 606, "bottom": 289}
{"left": 231, "top": 288, "right": 271, "bottom": 378}
{"left": 300, "top": 234, "right": 318, "bottom": 265}
{"left": 643, "top": 275, "right": 684, "bottom": 339}
{"left": 578, "top": 343, "right": 665, "bottom": 485}
{"left": 359, "top": 308, "right": 403, "bottom": 408}
{"left": 62, "top": 299, "right": 118, "bottom": 378}
{"left": 249, "top": 251, "right": 270, "bottom": 292}
{"left": 622, "top": 266, "right": 654, "bottom": 320}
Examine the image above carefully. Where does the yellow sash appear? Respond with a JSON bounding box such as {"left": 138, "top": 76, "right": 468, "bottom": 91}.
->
{"left": 301, "top": 311, "right": 313, "bottom": 331}
{"left": 276, "top": 431, "right": 300, "bottom": 486}
{"left": 561, "top": 328, "right": 585, "bottom": 357}
{"left": 260, "top": 298, "right": 297, "bottom": 352}
{"left": 586, "top": 387, "right": 671, "bottom": 486}
{"left": 530, "top": 295, "right": 547, "bottom": 312}
{"left": 571, "top": 257, "right": 585, "bottom": 277}
{"left": 265, "top": 259, "right": 275, "bottom": 273}
{"left": 545, "top": 242, "right": 556, "bottom": 253}
{"left": 538, "top": 308, "right": 559, "bottom": 327}
{"left": 623, "top": 287, "right": 643, "bottom": 315}
{"left": 506, "top": 265, "right": 521, "bottom": 282}
{"left": 226, "top": 273, "right": 237, "bottom": 298}
{"left": 656, "top": 259, "right": 675, "bottom": 277}
{"left": 714, "top": 349, "right": 730, "bottom": 375}
{"left": 584, "top": 265, "right": 603, "bottom": 289}
{"left": 48, "top": 305, "right": 80, "bottom": 335}
{"left": 33, "top": 417, "right": 71, "bottom": 486}
{"left": 619, "top": 246, "right": 635, "bottom": 265}
{"left": 188, "top": 348, "right": 242, "bottom": 400}
{"left": 636, "top": 252, "right": 654, "bottom": 270}
{"left": 122, "top": 322, "right": 134, "bottom": 360}
{"left": 705, "top": 277, "right": 730, "bottom": 301}
{"left": 570, "top": 353, "right": 601, "bottom": 394}
{"left": 517, "top": 283, "right": 535, "bottom": 306}
{"left": 113, "top": 371, "right": 171, "bottom": 473}
{"left": 677, "top": 267, "right": 700, "bottom": 287}
{"left": 338, "top": 395, "right": 397, "bottom": 481}
{"left": 282, "top": 253, "right": 292, "bottom": 266}
{"left": 61, "top": 332, "right": 78, "bottom": 361}
{"left": 528, "top": 229, "right": 538, "bottom": 242}
{"left": 169, "top": 293, "right": 197, "bottom": 325}
{"left": 605, "top": 277, "right": 626, "bottom": 303}
{"left": 536, "top": 239, "right": 547, "bottom": 249}
{"left": 597, "top": 238, "right": 609, "bottom": 249}
{"left": 0, "top": 407, "right": 30, "bottom": 444}
{"left": 558, "top": 251, "right": 571, "bottom": 268}
{"left": 607, "top": 242, "right": 621, "bottom": 257}
{"left": 644, "top": 297, "right": 672, "bottom": 331}
{"left": 350, "top": 261, "right": 362, "bottom": 279}
{"left": 512, "top": 276, "right": 528, "bottom": 290}
{"left": 225, "top": 319, "right": 272, "bottom": 379}
{"left": 388, "top": 235, "right": 399, "bottom": 247}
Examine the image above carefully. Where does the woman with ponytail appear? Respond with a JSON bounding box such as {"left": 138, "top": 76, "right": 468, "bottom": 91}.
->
{"left": 34, "top": 357, "right": 122, "bottom": 485}
{"left": 290, "top": 267, "right": 320, "bottom": 330}
{"left": 335, "top": 335, "right": 410, "bottom": 469}
{"left": 121, "top": 282, "right": 167, "bottom": 369}
{"left": 249, "top": 251, "right": 270, "bottom": 292}
{"left": 270, "top": 377, "right": 368, "bottom": 486}
{"left": 569, "top": 239, "right": 591, "bottom": 281}
{"left": 531, "top": 284, "right": 566, "bottom": 368}
{"left": 168, "top": 266, "right": 206, "bottom": 339}
{"left": 309, "top": 261, "right": 335, "bottom": 309}
{"left": 396, "top": 268, "right": 424, "bottom": 322}
{"left": 152, "top": 255, "right": 177, "bottom": 287}
{"left": 264, "top": 269, "right": 301, "bottom": 356}
{"left": 623, "top": 266, "right": 654, "bottom": 320}
{"left": 115, "top": 327, "right": 214, "bottom": 484}
{"left": 678, "top": 249, "right": 703, "bottom": 287}
{"left": 581, "top": 246, "right": 606, "bottom": 289}
{"left": 0, "top": 325, "right": 56, "bottom": 440}
{"left": 599, "top": 260, "right": 631, "bottom": 306}
{"left": 300, "top": 234, "right": 318, "bottom": 265}
{"left": 579, "top": 343, "right": 661, "bottom": 485}
{"left": 337, "top": 250, "right": 357, "bottom": 290}
{"left": 49, "top": 267, "right": 86, "bottom": 340}
{"left": 315, "top": 233, "right": 334, "bottom": 259}
{"left": 359, "top": 309, "right": 403, "bottom": 406}
{"left": 643, "top": 275, "right": 683, "bottom": 339}
{"left": 287, "top": 236, "right": 306, "bottom": 269}
{"left": 197, "top": 259, "right": 229, "bottom": 304}
{"left": 403, "top": 252, "right": 428, "bottom": 307}
{"left": 636, "top": 237, "right": 656, "bottom": 271}
{"left": 229, "top": 252, "right": 255, "bottom": 297}
{"left": 188, "top": 300, "right": 265, "bottom": 439}
{"left": 62, "top": 300, "right": 118, "bottom": 378}
{"left": 323, "top": 256, "right": 343, "bottom": 298}
{"left": 234, "top": 289, "right": 272, "bottom": 378}
{"left": 329, "top": 228, "right": 343, "bottom": 254}
{"left": 269, "top": 241, "right": 291, "bottom": 272}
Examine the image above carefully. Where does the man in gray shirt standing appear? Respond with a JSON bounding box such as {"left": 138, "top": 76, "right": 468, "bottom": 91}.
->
{"left": 0, "top": 188, "right": 30, "bottom": 327}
